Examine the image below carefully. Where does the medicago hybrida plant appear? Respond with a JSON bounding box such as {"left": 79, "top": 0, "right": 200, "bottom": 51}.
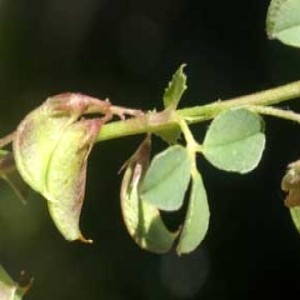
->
{"left": 2, "top": 0, "right": 300, "bottom": 297}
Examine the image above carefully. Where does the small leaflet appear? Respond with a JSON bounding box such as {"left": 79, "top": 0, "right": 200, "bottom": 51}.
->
{"left": 140, "top": 145, "right": 191, "bottom": 211}
{"left": 163, "top": 64, "right": 187, "bottom": 109}
{"left": 202, "top": 109, "right": 265, "bottom": 174}
{"left": 177, "top": 171, "right": 210, "bottom": 255}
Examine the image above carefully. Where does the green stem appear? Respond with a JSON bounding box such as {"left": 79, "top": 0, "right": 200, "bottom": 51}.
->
{"left": 0, "top": 131, "right": 16, "bottom": 148}
{"left": 97, "top": 80, "right": 300, "bottom": 142}
{"left": 247, "top": 105, "right": 300, "bottom": 123}
{"left": 176, "top": 116, "right": 200, "bottom": 175}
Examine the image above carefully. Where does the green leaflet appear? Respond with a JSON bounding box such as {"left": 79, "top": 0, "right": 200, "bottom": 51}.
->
{"left": 202, "top": 109, "right": 265, "bottom": 174}
{"left": 266, "top": 0, "right": 300, "bottom": 48}
{"left": 120, "top": 136, "right": 177, "bottom": 253}
{"left": 177, "top": 171, "right": 210, "bottom": 255}
{"left": 140, "top": 145, "right": 191, "bottom": 211}
{"left": 163, "top": 64, "right": 187, "bottom": 109}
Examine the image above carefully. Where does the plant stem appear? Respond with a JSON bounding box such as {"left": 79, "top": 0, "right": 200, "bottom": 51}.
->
{"left": 176, "top": 116, "right": 200, "bottom": 175}
{"left": 96, "top": 80, "right": 300, "bottom": 142}
{"left": 0, "top": 131, "right": 16, "bottom": 148}
{"left": 179, "top": 80, "right": 300, "bottom": 121}
{"left": 247, "top": 106, "right": 300, "bottom": 123}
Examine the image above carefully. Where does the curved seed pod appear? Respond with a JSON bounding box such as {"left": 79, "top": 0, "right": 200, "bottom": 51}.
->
{"left": 46, "top": 118, "right": 102, "bottom": 242}
{"left": 13, "top": 93, "right": 111, "bottom": 242}
{"left": 13, "top": 94, "right": 87, "bottom": 193}
{"left": 13, "top": 93, "right": 112, "bottom": 195}
{"left": 120, "top": 136, "right": 178, "bottom": 253}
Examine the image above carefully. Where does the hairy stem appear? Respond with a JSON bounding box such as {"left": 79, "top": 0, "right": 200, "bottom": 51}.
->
{"left": 97, "top": 80, "right": 300, "bottom": 142}
{"left": 247, "top": 106, "right": 300, "bottom": 123}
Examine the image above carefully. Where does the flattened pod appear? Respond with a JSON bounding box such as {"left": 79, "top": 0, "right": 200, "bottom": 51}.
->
{"left": 46, "top": 118, "right": 102, "bottom": 242}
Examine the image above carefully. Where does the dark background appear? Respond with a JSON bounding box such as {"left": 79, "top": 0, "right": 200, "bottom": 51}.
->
{"left": 1, "top": 0, "right": 300, "bottom": 299}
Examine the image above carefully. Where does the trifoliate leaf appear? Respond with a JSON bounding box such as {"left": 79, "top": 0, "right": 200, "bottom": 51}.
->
{"left": 163, "top": 64, "right": 187, "bottom": 109}
{"left": 177, "top": 171, "right": 210, "bottom": 255}
{"left": 266, "top": 0, "right": 300, "bottom": 48}
{"left": 120, "top": 136, "right": 177, "bottom": 253}
{"left": 202, "top": 109, "right": 265, "bottom": 174}
{"left": 140, "top": 145, "right": 191, "bottom": 211}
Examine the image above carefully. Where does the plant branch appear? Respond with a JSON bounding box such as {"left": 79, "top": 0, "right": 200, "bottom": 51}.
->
{"left": 95, "top": 80, "right": 300, "bottom": 142}
{"left": 179, "top": 80, "right": 300, "bottom": 121}
{"left": 247, "top": 106, "right": 300, "bottom": 123}
{"left": 0, "top": 131, "right": 16, "bottom": 148}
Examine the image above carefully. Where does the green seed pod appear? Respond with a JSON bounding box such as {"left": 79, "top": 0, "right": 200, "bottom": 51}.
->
{"left": 13, "top": 94, "right": 85, "bottom": 194}
{"left": 13, "top": 93, "right": 106, "bottom": 242}
{"left": 46, "top": 118, "right": 101, "bottom": 242}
